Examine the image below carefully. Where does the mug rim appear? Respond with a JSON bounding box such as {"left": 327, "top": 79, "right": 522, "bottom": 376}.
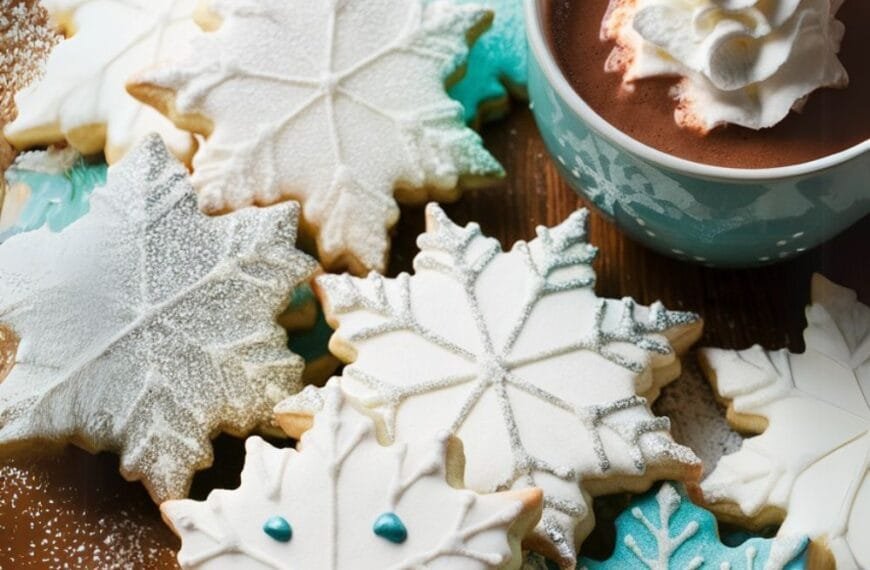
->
{"left": 525, "top": 0, "right": 870, "bottom": 182}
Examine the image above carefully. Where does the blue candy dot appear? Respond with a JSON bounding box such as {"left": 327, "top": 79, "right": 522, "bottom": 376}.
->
{"left": 263, "top": 515, "right": 293, "bottom": 542}
{"left": 373, "top": 512, "right": 407, "bottom": 544}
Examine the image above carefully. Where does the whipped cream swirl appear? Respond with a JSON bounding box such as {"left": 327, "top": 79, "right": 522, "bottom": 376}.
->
{"left": 602, "top": 0, "right": 849, "bottom": 132}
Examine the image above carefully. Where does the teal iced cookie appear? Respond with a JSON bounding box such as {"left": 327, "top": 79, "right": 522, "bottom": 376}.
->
{"left": 448, "top": 0, "right": 526, "bottom": 124}
{"left": 1, "top": 148, "right": 106, "bottom": 240}
{"left": 579, "top": 483, "right": 808, "bottom": 570}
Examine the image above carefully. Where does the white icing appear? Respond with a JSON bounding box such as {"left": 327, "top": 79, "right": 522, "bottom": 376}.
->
{"left": 165, "top": 380, "right": 541, "bottom": 569}
{"left": 701, "top": 274, "right": 869, "bottom": 568}
{"left": 4, "top": 0, "right": 197, "bottom": 162}
{"left": 601, "top": 0, "right": 849, "bottom": 131}
{"left": 0, "top": 135, "right": 316, "bottom": 502}
{"left": 282, "top": 204, "right": 701, "bottom": 567}
{"left": 625, "top": 484, "right": 702, "bottom": 569}
{"left": 130, "top": 0, "right": 503, "bottom": 273}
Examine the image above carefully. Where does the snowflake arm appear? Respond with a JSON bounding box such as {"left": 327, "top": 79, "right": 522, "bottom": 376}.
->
{"left": 128, "top": 0, "right": 503, "bottom": 274}
{"left": 0, "top": 135, "right": 317, "bottom": 502}
{"left": 701, "top": 274, "right": 870, "bottom": 569}
{"left": 579, "top": 483, "right": 808, "bottom": 570}
{"left": 166, "top": 380, "right": 542, "bottom": 569}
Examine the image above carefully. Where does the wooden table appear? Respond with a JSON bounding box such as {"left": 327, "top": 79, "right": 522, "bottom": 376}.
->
{"left": 0, "top": 106, "right": 867, "bottom": 568}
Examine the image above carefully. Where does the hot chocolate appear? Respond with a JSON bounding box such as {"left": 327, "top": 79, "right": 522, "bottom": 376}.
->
{"left": 546, "top": 0, "right": 870, "bottom": 168}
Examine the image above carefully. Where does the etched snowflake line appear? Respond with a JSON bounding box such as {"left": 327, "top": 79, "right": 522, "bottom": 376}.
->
{"left": 699, "top": 275, "right": 869, "bottom": 568}
{"left": 322, "top": 205, "right": 693, "bottom": 530}
{"left": 703, "top": 347, "right": 869, "bottom": 554}
{"left": 623, "top": 485, "right": 701, "bottom": 569}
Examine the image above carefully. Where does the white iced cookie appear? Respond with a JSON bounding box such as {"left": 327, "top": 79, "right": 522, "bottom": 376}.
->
{"left": 601, "top": 0, "right": 849, "bottom": 132}
{"left": 165, "top": 380, "right": 543, "bottom": 570}
{"left": 0, "top": 135, "right": 317, "bottom": 503}
{"left": 3, "top": 0, "right": 198, "bottom": 164}
{"left": 700, "top": 274, "right": 869, "bottom": 569}
{"left": 128, "top": 0, "right": 503, "bottom": 274}
{"left": 276, "top": 204, "right": 703, "bottom": 568}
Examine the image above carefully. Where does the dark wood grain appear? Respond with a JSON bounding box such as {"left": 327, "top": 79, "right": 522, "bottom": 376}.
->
{"left": 393, "top": 108, "right": 870, "bottom": 353}
{"left": 1, "top": 105, "right": 867, "bottom": 568}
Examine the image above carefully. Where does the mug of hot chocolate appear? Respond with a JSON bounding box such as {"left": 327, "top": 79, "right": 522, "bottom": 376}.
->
{"left": 527, "top": 0, "right": 869, "bottom": 266}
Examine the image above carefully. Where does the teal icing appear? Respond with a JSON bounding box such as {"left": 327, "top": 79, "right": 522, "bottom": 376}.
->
{"left": 288, "top": 303, "right": 334, "bottom": 363}
{"left": 287, "top": 283, "right": 317, "bottom": 312}
{"left": 447, "top": 0, "right": 527, "bottom": 124}
{"left": 579, "top": 483, "right": 808, "bottom": 570}
{"left": 262, "top": 515, "right": 293, "bottom": 543}
{"left": 3, "top": 159, "right": 107, "bottom": 238}
{"left": 373, "top": 512, "right": 408, "bottom": 544}
{"left": 286, "top": 283, "right": 335, "bottom": 363}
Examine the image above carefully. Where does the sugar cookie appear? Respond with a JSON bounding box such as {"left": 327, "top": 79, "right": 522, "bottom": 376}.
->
{"left": 700, "top": 275, "right": 869, "bottom": 569}
{"left": 276, "top": 204, "right": 703, "bottom": 567}
{"left": 579, "top": 483, "right": 808, "bottom": 569}
{"left": 0, "top": 134, "right": 316, "bottom": 503}
{"left": 166, "top": 380, "right": 543, "bottom": 569}
{"left": 128, "top": 0, "right": 503, "bottom": 274}
{"left": 4, "top": 0, "right": 197, "bottom": 164}
{"left": 448, "top": 0, "right": 527, "bottom": 125}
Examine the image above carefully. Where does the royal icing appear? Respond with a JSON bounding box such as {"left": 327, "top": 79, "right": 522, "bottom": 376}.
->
{"left": 701, "top": 274, "right": 870, "bottom": 569}
{"left": 165, "top": 380, "right": 542, "bottom": 569}
{"left": 129, "top": 0, "right": 503, "bottom": 273}
{"left": 448, "top": 0, "right": 527, "bottom": 124}
{"left": 578, "top": 483, "right": 807, "bottom": 569}
{"left": 0, "top": 134, "right": 317, "bottom": 503}
{"left": 1, "top": 147, "right": 107, "bottom": 240}
{"left": 278, "top": 204, "right": 702, "bottom": 567}
{"left": 4, "top": 0, "right": 197, "bottom": 163}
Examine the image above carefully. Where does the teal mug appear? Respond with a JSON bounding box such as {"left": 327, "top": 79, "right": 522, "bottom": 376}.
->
{"left": 525, "top": 0, "right": 870, "bottom": 267}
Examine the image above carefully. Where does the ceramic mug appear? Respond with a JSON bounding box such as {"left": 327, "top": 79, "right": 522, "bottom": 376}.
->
{"left": 525, "top": 0, "right": 870, "bottom": 267}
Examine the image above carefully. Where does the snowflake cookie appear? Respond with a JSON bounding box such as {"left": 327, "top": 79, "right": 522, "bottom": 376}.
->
{"left": 448, "top": 0, "right": 527, "bottom": 125}
{"left": 0, "top": 147, "right": 107, "bottom": 240}
{"left": 578, "top": 483, "right": 808, "bottom": 569}
{"left": 165, "top": 380, "right": 543, "bottom": 569}
{"left": 0, "top": 134, "right": 317, "bottom": 503}
{"left": 276, "top": 204, "right": 703, "bottom": 568}
{"left": 3, "top": 0, "right": 198, "bottom": 164}
{"left": 700, "top": 275, "right": 870, "bottom": 569}
{"left": 128, "top": 0, "right": 504, "bottom": 274}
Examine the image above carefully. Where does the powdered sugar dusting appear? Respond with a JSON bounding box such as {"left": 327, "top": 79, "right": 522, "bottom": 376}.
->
{"left": 653, "top": 354, "right": 742, "bottom": 477}
{"left": 0, "top": 448, "right": 178, "bottom": 569}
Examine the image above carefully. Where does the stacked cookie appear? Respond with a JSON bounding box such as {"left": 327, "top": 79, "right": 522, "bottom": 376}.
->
{"left": 0, "top": 1, "right": 866, "bottom": 569}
